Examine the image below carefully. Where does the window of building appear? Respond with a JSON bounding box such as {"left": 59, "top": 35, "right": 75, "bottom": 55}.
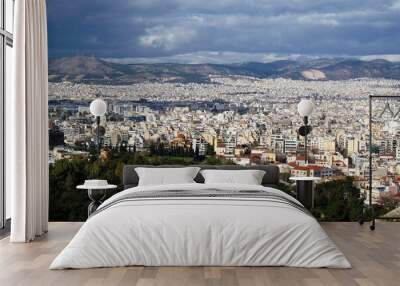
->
{"left": 0, "top": 0, "right": 14, "bottom": 229}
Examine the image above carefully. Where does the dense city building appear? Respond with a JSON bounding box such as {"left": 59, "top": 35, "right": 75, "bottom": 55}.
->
{"left": 48, "top": 76, "right": 400, "bottom": 205}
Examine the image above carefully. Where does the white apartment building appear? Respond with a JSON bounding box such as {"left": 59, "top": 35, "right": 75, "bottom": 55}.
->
{"left": 192, "top": 137, "right": 208, "bottom": 156}
{"left": 284, "top": 139, "right": 298, "bottom": 154}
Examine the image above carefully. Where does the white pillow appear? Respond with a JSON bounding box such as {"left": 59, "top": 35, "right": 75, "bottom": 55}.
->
{"left": 136, "top": 167, "right": 201, "bottom": 186}
{"left": 200, "top": 169, "right": 265, "bottom": 185}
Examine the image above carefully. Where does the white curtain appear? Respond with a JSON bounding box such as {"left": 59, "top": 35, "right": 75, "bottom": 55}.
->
{"left": 9, "top": 0, "right": 49, "bottom": 242}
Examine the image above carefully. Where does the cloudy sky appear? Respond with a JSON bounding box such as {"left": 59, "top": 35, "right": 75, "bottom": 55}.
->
{"left": 47, "top": 0, "right": 400, "bottom": 63}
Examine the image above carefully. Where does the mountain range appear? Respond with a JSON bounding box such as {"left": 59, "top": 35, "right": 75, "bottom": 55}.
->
{"left": 48, "top": 56, "right": 400, "bottom": 84}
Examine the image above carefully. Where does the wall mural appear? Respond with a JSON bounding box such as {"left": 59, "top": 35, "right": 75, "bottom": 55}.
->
{"left": 46, "top": 1, "right": 400, "bottom": 222}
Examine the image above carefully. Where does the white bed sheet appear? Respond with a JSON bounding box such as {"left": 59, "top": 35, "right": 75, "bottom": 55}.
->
{"left": 50, "top": 183, "right": 351, "bottom": 269}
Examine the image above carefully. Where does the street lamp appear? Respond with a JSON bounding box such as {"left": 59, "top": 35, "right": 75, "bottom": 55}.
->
{"left": 90, "top": 99, "right": 107, "bottom": 158}
{"left": 297, "top": 99, "right": 314, "bottom": 165}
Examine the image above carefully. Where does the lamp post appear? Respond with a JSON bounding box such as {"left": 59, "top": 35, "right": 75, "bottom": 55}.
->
{"left": 90, "top": 99, "right": 107, "bottom": 158}
{"left": 297, "top": 99, "right": 314, "bottom": 165}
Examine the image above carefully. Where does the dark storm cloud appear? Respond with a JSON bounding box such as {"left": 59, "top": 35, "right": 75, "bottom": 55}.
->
{"left": 47, "top": 0, "right": 400, "bottom": 60}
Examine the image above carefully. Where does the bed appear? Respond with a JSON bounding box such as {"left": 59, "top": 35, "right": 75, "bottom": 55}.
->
{"left": 50, "top": 165, "right": 351, "bottom": 269}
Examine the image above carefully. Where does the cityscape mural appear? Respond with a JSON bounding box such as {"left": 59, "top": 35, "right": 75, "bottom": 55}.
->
{"left": 47, "top": 0, "right": 400, "bottom": 221}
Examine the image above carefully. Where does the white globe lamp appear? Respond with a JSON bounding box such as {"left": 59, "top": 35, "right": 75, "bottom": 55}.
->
{"left": 297, "top": 99, "right": 314, "bottom": 117}
{"left": 90, "top": 99, "right": 107, "bottom": 117}
{"left": 90, "top": 99, "right": 107, "bottom": 159}
{"left": 297, "top": 99, "right": 315, "bottom": 165}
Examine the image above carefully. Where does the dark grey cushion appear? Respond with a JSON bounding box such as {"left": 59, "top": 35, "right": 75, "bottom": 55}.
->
{"left": 123, "top": 165, "right": 280, "bottom": 189}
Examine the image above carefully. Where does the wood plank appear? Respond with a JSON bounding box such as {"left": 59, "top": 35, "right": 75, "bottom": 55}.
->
{"left": 0, "top": 222, "right": 399, "bottom": 286}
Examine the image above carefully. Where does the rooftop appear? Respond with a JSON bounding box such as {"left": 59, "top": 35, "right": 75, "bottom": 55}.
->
{"left": 288, "top": 162, "right": 324, "bottom": 171}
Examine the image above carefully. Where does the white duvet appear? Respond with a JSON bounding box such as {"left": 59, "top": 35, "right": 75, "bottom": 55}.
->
{"left": 50, "top": 183, "right": 351, "bottom": 269}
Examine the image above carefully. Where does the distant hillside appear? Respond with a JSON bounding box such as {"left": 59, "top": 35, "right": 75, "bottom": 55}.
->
{"left": 48, "top": 56, "right": 400, "bottom": 84}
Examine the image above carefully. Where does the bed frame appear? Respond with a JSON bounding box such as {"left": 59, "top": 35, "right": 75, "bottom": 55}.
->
{"left": 123, "top": 165, "right": 280, "bottom": 190}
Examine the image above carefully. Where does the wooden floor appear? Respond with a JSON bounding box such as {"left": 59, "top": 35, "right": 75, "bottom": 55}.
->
{"left": 0, "top": 222, "right": 399, "bottom": 286}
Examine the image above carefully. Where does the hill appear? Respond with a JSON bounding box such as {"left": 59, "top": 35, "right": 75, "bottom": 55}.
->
{"left": 48, "top": 56, "right": 400, "bottom": 84}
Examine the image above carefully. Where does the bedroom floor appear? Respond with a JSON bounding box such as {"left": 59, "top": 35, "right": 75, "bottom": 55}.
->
{"left": 0, "top": 222, "right": 399, "bottom": 286}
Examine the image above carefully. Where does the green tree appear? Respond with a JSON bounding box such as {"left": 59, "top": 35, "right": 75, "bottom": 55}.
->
{"left": 49, "top": 151, "right": 233, "bottom": 221}
{"left": 312, "top": 177, "right": 364, "bottom": 221}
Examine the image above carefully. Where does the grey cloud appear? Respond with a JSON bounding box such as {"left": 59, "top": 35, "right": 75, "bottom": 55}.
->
{"left": 139, "top": 26, "right": 197, "bottom": 50}
{"left": 47, "top": 0, "right": 400, "bottom": 60}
